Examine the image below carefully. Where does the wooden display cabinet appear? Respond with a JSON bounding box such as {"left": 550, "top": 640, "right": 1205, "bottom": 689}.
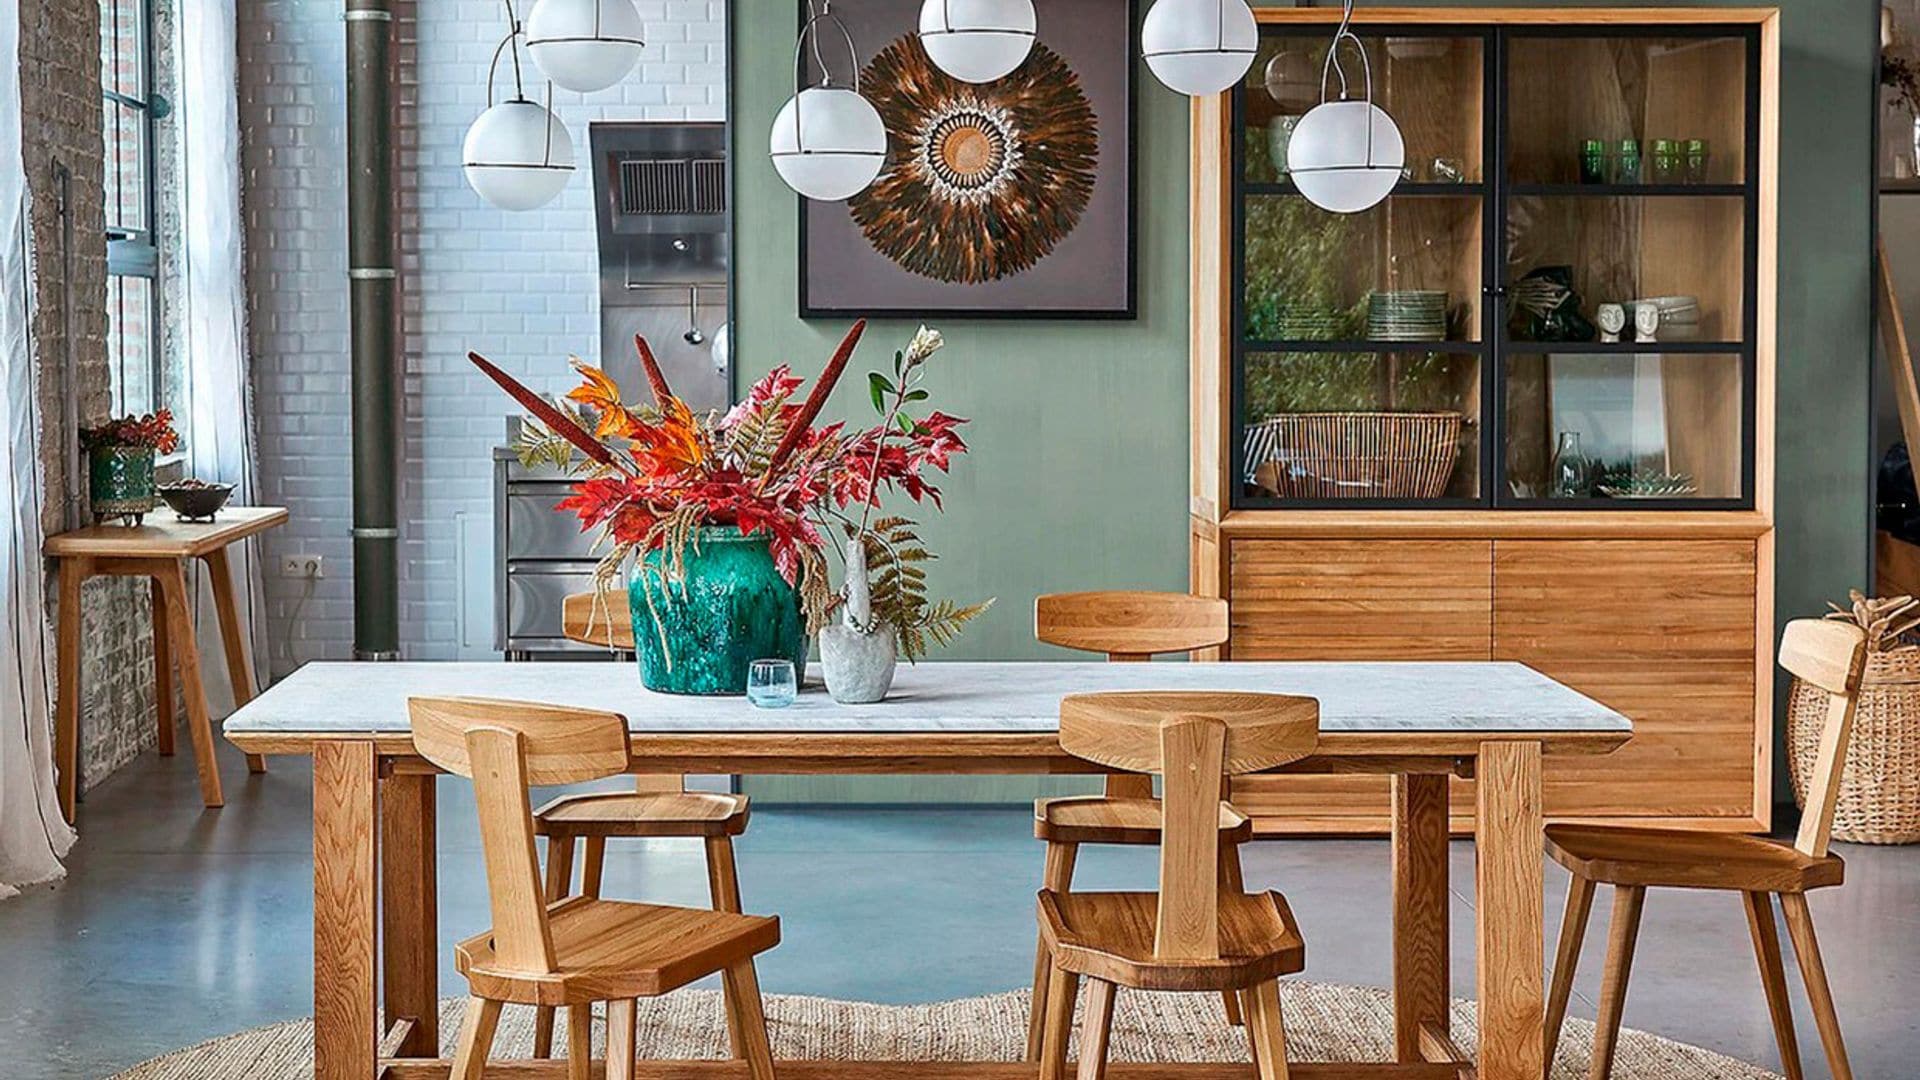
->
{"left": 1191, "top": 8, "right": 1779, "bottom": 833}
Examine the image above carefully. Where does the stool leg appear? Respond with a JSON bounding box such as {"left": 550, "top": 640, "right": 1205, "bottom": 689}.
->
{"left": 1781, "top": 893, "right": 1853, "bottom": 1080}
{"left": 151, "top": 579, "right": 173, "bottom": 756}
{"left": 1589, "top": 885, "right": 1646, "bottom": 1080}
{"left": 1039, "top": 961, "right": 1081, "bottom": 1080}
{"left": 1076, "top": 978, "right": 1117, "bottom": 1080}
{"left": 1220, "top": 843, "right": 1247, "bottom": 1026}
{"left": 1545, "top": 875, "right": 1597, "bottom": 1070}
{"left": 707, "top": 835, "right": 747, "bottom": 1058}
{"left": 1743, "top": 891, "right": 1804, "bottom": 1080}
{"left": 725, "top": 959, "right": 778, "bottom": 1080}
{"left": 1246, "top": 980, "right": 1292, "bottom": 1080}
{"left": 449, "top": 997, "right": 501, "bottom": 1080}
{"left": 567, "top": 1003, "right": 593, "bottom": 1080}
{"left": 534, "top": 836, "right": 577, "bottom": 1059}
{"left": 582, "top": 836, "right": 607, "bottom": 897}
{"left": 1027, "top": 840, "right": 1079, "bottom": 1061}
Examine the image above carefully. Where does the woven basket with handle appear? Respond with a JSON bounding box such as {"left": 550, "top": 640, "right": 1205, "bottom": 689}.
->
{"left": 1246, "top": 411, "right": 1463, "bottom": 500}
{"left": 1786, "top": 594, "right": 1920, "bottom": 844}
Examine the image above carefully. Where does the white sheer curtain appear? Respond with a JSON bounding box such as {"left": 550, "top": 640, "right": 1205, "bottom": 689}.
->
{"left": 0, "top": 0, "right": 78, "bottom": 897}
{"left": 179, "top": 0, "right": 266, "bottom": 712}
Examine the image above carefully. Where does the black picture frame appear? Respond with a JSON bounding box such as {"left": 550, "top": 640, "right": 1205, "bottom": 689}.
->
{"left": 795, "top": 0, "right": 1139, "bottom": 321}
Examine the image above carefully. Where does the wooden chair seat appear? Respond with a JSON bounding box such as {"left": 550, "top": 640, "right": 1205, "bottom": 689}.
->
{"left": 1038, "top": 889, "right": 1305, "bottom": 993}
{"left": 534, "top": 790, "right": 750, "bottom": 839}
{"left": 455, "top": 894, "right": 780, "bottom": 1006}
{"left": 1546, "top": 824, "right": 1845, "bottom": 894}
{"left": 1034, "top": 795, "right": 1252, "bottom": 846}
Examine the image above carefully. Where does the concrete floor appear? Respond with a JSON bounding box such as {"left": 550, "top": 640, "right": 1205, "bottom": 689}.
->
{"left": 3, "top": 743, "right": 1917, "bottom": 1079}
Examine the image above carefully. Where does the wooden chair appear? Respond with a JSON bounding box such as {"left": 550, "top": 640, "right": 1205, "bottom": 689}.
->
{"left": 1543, "top": 618, "right": 1868, "bottom": 1080}
{"left": 525, "top": 593, "right": 757, "bottom": 1056}
{"left": 1037, "top": 690, "right": 1318, "bottom": 1080}
{"left": 1026, "top": 591, "right": 1253, "bottom": 1058}
{"left": 411, "top": 696, "right": 780, "bottom": 1080}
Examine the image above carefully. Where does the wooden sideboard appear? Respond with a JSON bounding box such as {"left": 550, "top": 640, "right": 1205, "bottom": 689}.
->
{"left": 1189, "top": 7, "right": 1780, "bottom": 834}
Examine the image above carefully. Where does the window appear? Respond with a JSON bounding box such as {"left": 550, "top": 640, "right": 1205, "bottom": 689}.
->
{"left": 101, "top": 0, "right": 161, "bottom": 417}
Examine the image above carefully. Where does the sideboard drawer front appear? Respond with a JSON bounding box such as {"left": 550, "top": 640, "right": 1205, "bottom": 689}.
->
{"left": 1228, "top": 539, "right": 1493, "bottom": 660}
{"left": 1537, "top": 659, "right": 1758, "bottom": 819}
{"left": 1493, "top": 539, "right": 1756, "bottom": 662}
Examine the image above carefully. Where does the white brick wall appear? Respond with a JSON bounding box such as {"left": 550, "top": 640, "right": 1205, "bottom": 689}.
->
{"left": 241, "top": 1, "right": 726, "bottom": 672}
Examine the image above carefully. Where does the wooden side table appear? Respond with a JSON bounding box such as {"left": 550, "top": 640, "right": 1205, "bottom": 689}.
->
{"left": 46, "top": 505, "right": 289, "bottom": 819}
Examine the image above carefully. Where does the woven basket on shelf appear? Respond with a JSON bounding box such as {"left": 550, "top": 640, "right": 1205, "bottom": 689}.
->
{"left": 1245, "top": 411, "right": 1463, "bottom": 500}
{"left": 1787, "top": 644, "right": 1920, "bottom": 844}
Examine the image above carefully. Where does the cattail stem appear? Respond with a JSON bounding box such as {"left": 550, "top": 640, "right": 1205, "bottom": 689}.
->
{"left": 634, "top": 333, "right": 675, "bottom": 407}
{"left": 762, "top": 319, "right": 866, "bottom": 480}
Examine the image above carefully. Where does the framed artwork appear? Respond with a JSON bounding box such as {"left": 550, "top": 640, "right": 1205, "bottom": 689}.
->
{"left": 797, "top": 0, "right": 1138, "bottom": 320}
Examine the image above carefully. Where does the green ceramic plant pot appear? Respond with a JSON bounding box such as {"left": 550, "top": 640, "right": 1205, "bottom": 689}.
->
{"left": 88, "top": 445, "right": 157, "bottom": 523}
{"left": 628, "top": 527, "right": 809, "bottom": 696}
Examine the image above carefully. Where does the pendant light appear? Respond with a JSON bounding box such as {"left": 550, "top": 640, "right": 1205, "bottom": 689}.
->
{"left": 524, "top": 0, "right": 646, "bottom": 94}
{"left": 1285, "top": 0, "right": 1403, "bottom": 213}
{"left": 1142, "top": 0, "right": 1257, "bottom": 97}
{"left": 918, "top": 0, "right": 1036, "bottom": 84}
{"left": 770, "top": 2, "right": 887, "bottom": 202}
{"left": 465, "top": 1, "right": 576, "bottom": 211}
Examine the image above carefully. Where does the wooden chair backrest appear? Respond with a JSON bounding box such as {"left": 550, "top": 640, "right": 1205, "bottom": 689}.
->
{"left": 409, "top": 696, "right": 632, "bottom": 973}
{"left": 1778, "top": 618, "right": 1869, "bottom": 858}
{"left": 1035, "top": 591, "right": 1230, "bottom": 662}
{"left": 563, "top": 591, "right": 636, "bottom": 650}
{"left": 1058, "top": 691, "right": 1319, "bottom": 961}
{"left": 560, "top": 593, "right": 679, "bottom": 795}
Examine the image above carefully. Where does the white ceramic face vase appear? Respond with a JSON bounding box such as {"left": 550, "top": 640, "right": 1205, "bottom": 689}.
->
{"left": 1634, "top": 304, "right": 1661, "bottom": 342}
{"left": 1596, "top": 303, "right": 1626, "bottom": 342}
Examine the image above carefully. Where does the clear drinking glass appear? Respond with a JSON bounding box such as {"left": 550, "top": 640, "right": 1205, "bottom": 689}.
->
{"left": 746, "top": 659, "right": 798, "bottom": 709}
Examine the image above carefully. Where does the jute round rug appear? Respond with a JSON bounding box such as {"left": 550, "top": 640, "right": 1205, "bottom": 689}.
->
{"left": 110, "top": 984, "right": 1780, "bottom": 1080}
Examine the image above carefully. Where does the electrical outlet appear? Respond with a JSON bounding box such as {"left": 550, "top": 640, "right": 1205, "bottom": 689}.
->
{"left": 281, "top": 554, "right": 325, "bottom": 579}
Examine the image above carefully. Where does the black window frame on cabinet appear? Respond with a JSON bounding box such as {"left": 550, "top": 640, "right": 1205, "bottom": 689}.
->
{"left": 1228, "top": 22, "right": 1761, "bottom": 513}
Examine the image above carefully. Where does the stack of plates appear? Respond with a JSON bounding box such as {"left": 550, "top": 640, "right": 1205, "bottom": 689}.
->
{"left": 1625, "top": 295, "right": 1701, "bottom": 341}
{"left": 1274, "top": 304, "right": 1343, "bottom": 339}
{"left": 1367, "top": 290, "right": 1448, "bottom": 342}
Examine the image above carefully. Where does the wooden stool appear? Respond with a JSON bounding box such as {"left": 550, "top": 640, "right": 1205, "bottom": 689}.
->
{"left": 1543, "top": 618, "right": 1867, "bottom": 1080}
{"left": 410, "top": 695, "right": 779, "bottom": 1080}
{"left": 525, "top": 593, "right": 758, "bottom": 1057}
{"left": 1026, "top": 590, "right": 1251, "bottom": 1058}
{"left": 1037, "top": 690, "right": 1319, "bottom": 1080}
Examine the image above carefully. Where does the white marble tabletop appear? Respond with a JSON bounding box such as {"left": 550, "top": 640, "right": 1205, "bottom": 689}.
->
{"left": 223, "top": 660, "right": 1629, "bottom": 736}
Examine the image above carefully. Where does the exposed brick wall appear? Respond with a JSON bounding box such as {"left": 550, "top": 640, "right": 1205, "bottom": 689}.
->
{"left": 18, "top": 0, "right": 164, "bottom": 786}
{"left": 242, "top": 1, "right": 726, "bottom": 671}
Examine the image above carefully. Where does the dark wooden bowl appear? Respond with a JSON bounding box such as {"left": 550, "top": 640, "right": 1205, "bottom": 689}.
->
{"left": 158, "top": 482, "right": 234, "bottom": 521}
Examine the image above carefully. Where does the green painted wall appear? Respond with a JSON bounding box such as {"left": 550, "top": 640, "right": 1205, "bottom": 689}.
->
{"left": 733, "top": 1, "right": 1878, "bottom": 804}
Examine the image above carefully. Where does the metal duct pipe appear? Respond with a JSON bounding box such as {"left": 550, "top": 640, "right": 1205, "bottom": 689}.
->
{"left": 346, "top": 0, "right": 399, "bottom": 660}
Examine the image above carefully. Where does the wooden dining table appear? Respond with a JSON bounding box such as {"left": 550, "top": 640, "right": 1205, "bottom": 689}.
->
{"left": 222, "top": 659, "right": 1630, "bottom": 1080}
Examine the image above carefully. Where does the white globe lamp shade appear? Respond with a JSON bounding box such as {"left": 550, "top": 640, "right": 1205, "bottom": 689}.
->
{"left": 525, "top": 0, "right": 646, "bottom": 93}
{"left": 463, "top": 100, "right": 577, "bottom": 211}
{"left": 1286, "top": 99, "right": 1404, "bottom": 213}
{"left": 1142, "top": 0, "right": 1257, "bottom": 97}
{"left": 769, "top": 87, "right": 887, "bottom": 202}
{"left": 918, "top": 0, "right": 1036, "bottom": 83}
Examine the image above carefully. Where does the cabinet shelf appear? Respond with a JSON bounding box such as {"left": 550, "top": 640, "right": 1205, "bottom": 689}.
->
{"left": 1242, "top": 339, "right": 1487, "bottom": 354}
{"left": 1507, "top": 183, "right": 1745, "bottom": 197}
{"left": 1245, "top": 182, "right": 1488, "bottom": 198}
{"left": 1502, "top": 340, "right": 1743, "bottom": 354}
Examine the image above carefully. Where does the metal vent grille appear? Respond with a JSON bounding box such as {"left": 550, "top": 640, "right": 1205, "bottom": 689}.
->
{"left": 619, "top": 158, "right": 727, "bottom": 215}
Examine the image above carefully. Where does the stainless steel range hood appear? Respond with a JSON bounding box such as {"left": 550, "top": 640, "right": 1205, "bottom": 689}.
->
{"left": 590, "top": 121, "right": 730, "bottom": 412}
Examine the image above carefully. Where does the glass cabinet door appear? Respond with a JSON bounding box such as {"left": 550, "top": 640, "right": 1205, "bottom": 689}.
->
{"left": 1497, "top": 28, "right": 1756, "bottom": 507}
{"left": 1235, "top": 28, "right": 1490, "bottom": 507}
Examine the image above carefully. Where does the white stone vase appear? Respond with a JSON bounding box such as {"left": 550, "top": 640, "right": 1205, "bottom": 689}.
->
{"left": 818, "top": 538, "right": 898, "bottom": 704}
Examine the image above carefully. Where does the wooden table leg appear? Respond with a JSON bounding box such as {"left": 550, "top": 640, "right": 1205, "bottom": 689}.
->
{"left": 204, "top": 547, "right": 267, "bottom": 773}
{"left": 1391, "top": 772, "right": 1450, "bottom": 1063}
{"left": 54, "top": 556, "right": 88, "bottom": 822}
{"left": 157, "top": 560, "right": 224, "bottom": 808}
{"left": 1474, "top": 740, "right": 1544, "bottom": 1080}
{"left": 382, "top": 770, "right": 439, "bottom": 1058}
{"left": 315, "top": 740, "right": 379, "bottom": 1080}
{"left": 151, "top": 578, "right": 174, "bottom": 757}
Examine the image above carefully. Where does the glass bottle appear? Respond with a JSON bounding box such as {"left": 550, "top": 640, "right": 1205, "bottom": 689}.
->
{"left": 1551, "top": 431, "right": 1588, "bottom": 498}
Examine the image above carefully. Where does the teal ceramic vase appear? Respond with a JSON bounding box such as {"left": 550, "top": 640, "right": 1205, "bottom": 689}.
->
{"left": 88, "top": 445, "right": 157, "bottom": 524}
{"left": 628, "top": 527, "right": 809, "bottom": 695}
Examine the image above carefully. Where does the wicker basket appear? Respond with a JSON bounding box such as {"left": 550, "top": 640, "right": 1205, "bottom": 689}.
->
{"left": 1786, "top": 644, "right": 1920, "bottom": 844}
{"left": 1245, "top": 411, "right": 1464, "bottom": 500}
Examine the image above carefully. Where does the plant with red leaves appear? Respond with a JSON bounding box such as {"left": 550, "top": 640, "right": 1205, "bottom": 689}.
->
{"left": 479, "top": 322, "right": 980, "bottom": 652}
{"left": 80, "top": 410, "right": 181, "bottom": 454}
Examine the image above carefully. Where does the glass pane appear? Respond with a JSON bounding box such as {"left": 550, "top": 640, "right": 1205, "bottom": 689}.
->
{"left": 1245, "top": 194, "right": 1482, "bottom": 342}
{"left": 1504, "top": 351, "right": 1743, "bottom": 501}
{"left": 100, "top": 0, "right": 145, "bottom": 99}
{"left": 102, "top": 101, "right": 147, "bottom": 233}
{"left": 106, "top": 274, "right": 156, "bottom": 416}
{"left": 1241, "top": 350, "right": 1481, "bottom": 501}
{"left": 1246, "top": 33, "right": 1483, "bottom": 185}
{"left": 1505, "top": 194, "right": 1744, "bottom": 344}
{"left": 1507, "top": 34, "right": 1746, "bottom": 186}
